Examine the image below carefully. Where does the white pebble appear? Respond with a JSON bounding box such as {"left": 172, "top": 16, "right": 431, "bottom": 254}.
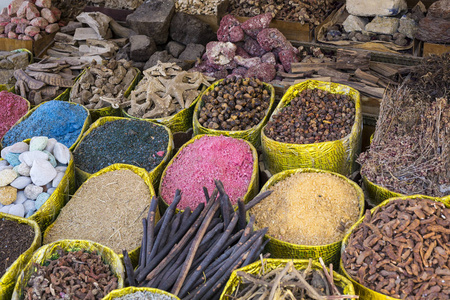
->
{"left": 53, "top": 143, "right": 71, "bottom": 164}
{"left": 23, "top": 200, "right": 36, "bottom": 214}
{"left": 19, "top": 150, "right": 49, "bottom": 167}
{"left": 0, "top": 160, "right": 8, "bottom": 167}
{"left": 0, "top": 169, "right": 19, "bottom": 187}
{"left": 0, "top": 205, "right": 11, "bottom": 214}
{"left": 9, "top": 203, "right": 25, "bottom": 217}
{"left": 45, "top": 138, "right": 57, "bottom": 153}
{"left": 55, "top": 166, "right": 67, "bottom": 172}
{"left": 30, "top": 136, "right": 48, "bottom": 151}
{"left": 14, "top": 191, "right": 27, "bottom": 204}
{"left": 9, "top": 142, "right": 30, "bottom": 154}
{"left": 30, "top": 159, "right": 57, "bottom": 186}
{"left": 0, "top": 146, "right": 12, "bottom": 159}
{"left": 52, "top": 172, "right": 65, "bottom": 187}
{"left": 15, "top": 162, "right": 31, "bottom": 176}
{"left": 47, "top": 187, "right": 56, "bottom": 194}
{"left": 0, "top": 165, "right": 13, "bottom": 172}
{"left": 10, "top": 176, "right": 32, "bottom": 189}
{"left": 24, "top": 184, "right": 43, "bottom": 200}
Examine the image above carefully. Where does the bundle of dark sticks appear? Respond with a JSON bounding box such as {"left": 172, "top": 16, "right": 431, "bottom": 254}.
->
{"left": 122, "top": 180, "right": 272, "bottom": 300}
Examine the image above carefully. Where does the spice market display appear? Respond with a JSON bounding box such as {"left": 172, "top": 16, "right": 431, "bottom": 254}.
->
{"left": 0, "top": 0, "right": 449, "bottom": 299}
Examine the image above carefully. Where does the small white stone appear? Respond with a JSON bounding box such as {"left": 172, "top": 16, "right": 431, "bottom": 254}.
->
{"left": 9, "top": 142, "right": 30, "bottom": 154}
{"left": 19, "top": 150, "right": 49, "bottom": 167}
{"left": 23, "top": 200, "right": 36, "bottom": 214}
{"left": 346, "top": 0, "right": 407, "bottom": 16}
{"left": 24, "top": 184, "right": 43, "bottom": 200}
{"left": 14, "top": 191, "right": 27, "bottom": 204}
{"left": 9, "top": 203, "right": 25, "bottom": 217}
{"left": 0, "top": 160, "right": 8, "bottom": 167}
{"left": 55, "top": 166, "right": 67, "bottom": 172}
{"left": 398, "top": 15, "right": 417, "bottom": 39}
{"left": 47, "top": 187, "right": 56, "bottom": 194}
{"left": 0, "top": 169, "right": 19, "bottom": 187}
{"left": 343, "top": 15, "right": 369, "bottom": 32}
{"left": 15, "top": 162, "right": 31, "bottom": 176}
{"left": 10, "top": 176, "right": 32, "bottom": 189}
{"left": 0, "top": 205, "right": 11, "bottom": 213}
{"left": 45, "top": 138, "right": 58, "bottom": 153}
{"left": 53, "top": 143, "right": 71, "bottom": 164}
{"left": 30, "top": 136, "right": 48, "bottom": 151}
{"left": 30, "top": 159, "right": 57, "bottom": 186}
{"left": 52, "top": 172, "right": 65, "bottom": 187}
{"left": 1, "top": 146, "right": 12, "bottom": 159}
{"left": 365, "top": 16, "right": 399, "bottom": 35}
{"left": 0, "top": 165, "right": 13, "bottom": 172}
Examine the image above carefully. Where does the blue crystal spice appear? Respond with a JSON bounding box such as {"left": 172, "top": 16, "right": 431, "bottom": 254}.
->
{"left": 2, "top": 101, "right": 87, "bottom": 148}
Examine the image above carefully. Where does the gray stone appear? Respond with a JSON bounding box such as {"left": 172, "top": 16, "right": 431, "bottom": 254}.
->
{"left": 144, "top": 50, "right": 173, "bottom": 70}
{"left": 427, "top": 0, "right": 450, "bottom": 20}
{"left": 8, "top": 203, "right": 25, "bottom": 217}
{"left": 170, "top": 12, "right": 216, "bottom": 46}
{"left": 47, "top": 187, "right": 56, "bottom": 194}
{"left": 14, "top": 191, "right": 27, "bottom": 205}
{"left": 365, "top": 17, "right": 399, "bottom": 35}
{"left": 9, "top": 142, "right": 29, "bottom": 154}
{"left": 55, "top": 166, "right": 67, "bottom": 172}
{"left": 53, "top": 143, "right": 71, "bottom": 164}
{"left": 15, "top": 162, "right": 31, "bottom": 176}
{"left": 30, "top": 159, "right": 57, "bottom": 186}
{"left": 44, "top": 138, "right": 57, "bottom": 152}
{"left": 132, "top": 61, "right": 146, "bottom": 71}
{"left": 10, "top": 176, "right": 32, "bottom": 189}
{"left": 0, "top": 59, "right": 14, "bottom": 69}
{"left": 126, "top": 0, "right": 175, "bottom": 44}
{"left": 343, "top": 15, "right": 368, "bottom": 32}
{"left": 416, "top": 16, "right": 450, "bottom": 43}
{"left": 24, "top": 184, "right": 43, "bottom": 200}
{"left": 0, "top": 205, "right": 10, "bottom": 213}
{"left": 166, "top": 41, "right": 186, "bottom": 58}
{"left": 6, "top": 52, "right": 29, "bottom": 69}
{"left": 23, "top": 199, "right": 35, "bottom": 213}
{"left": 0, "top": 70, "right": 15, "bottom": 85}
{"left": 178, "top": 43, "right": 205, "bottom": 61}
{"left": 52, "top": 172, "right": 64, "bottom": 187}
{"left": 19, "top": 150, "right": 48, "bottom": 167}
{"left": 130, "top": 35, "right": 157, "bottom": 62}
{"left": 346, "top": 0, "right": 407, "bottom": 16}
{"left": 398, "top": 16, "right": 417, "bottom": 39}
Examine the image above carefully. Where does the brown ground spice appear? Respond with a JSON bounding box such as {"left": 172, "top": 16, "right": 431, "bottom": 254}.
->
{"left": 44, "top": 169, "right": 152, "bottom": 253}
{"left": 250, "top": 172, "right": 360, "bottom": 245}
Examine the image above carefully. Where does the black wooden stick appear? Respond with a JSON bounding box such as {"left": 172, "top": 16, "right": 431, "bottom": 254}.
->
{"left": 146, "top": 196, "right": 159, "bottom": 254}
{"left": 232, "top": 215, "right": 255, "bottom": 255}
{"left": 203, "top": 186, "right": 210, "bottom": 202}
{"left": 244, "top": 190, "right": 273, "bottom": 211}
{"left": 237, "top": 198, "right": 247, "bottom": 231}
{"left": 122, "top": 250, "right": 136, "bottom": 286}
{"left": 139, "top": 218, "right": 148, "bottom": 268}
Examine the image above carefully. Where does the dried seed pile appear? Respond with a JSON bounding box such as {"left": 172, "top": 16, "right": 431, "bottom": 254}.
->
{"left": 230, "top": 259, "right": 357, "bottom": 299}
{"left": 23, "top": 247, "right": 118, "bottom": 299}
{"left": 0, "top": 219, "right": 34, "bottom": 277}
{"left": 0, "top": 91, "right": 28, "bottom": 139}
{"left": 73, "top": 119, "right": 169, "bottom": 174}
{"left": 113, "top": 291, "right": 177, "bottom": 300}
{"left": 198, "top": 77, "right": 271, "bottom": 131}
{"left": 228, "top": 0, "right": 338, "bottom": 25}
{"left": 359, "top": 53, "right": 450, "bottom": 197}
{"left": 161, "top": 135, "right": 254, "bottom": 209}
{"left": 250, "top": 172, "right": 360, "bottom": 245}
{"left": 264, "top": 88, "right": 355, "bottom": 144}
{"left": 342, "top": 198, "right": 450, "bottom": 299}
{"left": 124, "top": 181, "right": 271, "bottom": 300}
{"left": 43, "top": 169, "right": 152, "bottom": 253}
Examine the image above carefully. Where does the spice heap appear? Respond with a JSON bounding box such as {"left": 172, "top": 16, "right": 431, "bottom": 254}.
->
{"left": 44, "top": 169, "right": 152, "bottom": 253}
{"left": 198, "top": 77, "right": 271, "bottom": 131}
{"left": 124, "top": 181, "right": 271, "bottom": 299}
{"left": 113, "top": 291, "right": 177, "bottom": 300}
{"left": 23, "top": 247, "right": 119, "bottom": 299}
{"left": 73, "top": 119, "right": 169, "bottom": 174}
{"left": 14, "top": 58, "right": 85, "bottom": 105}
{"left": 264, "top": 88, "right": 355, "bottom": 144}
{"left": 126, "top": 62, "right": 212, "bottom": 119}
{"left": 70, "top": 59, "right": 138, "bottom": 109}
{"left": 0, "top": 218, "right": 34, "bottom": 277}
{"left": 230, "top": 259, "right": 357, "bottom": 299}
{"left": 160, "top": 135, "right": 254, "bottom": 209}
{"left": 250, "top": 172, "right": 360, "bottom": 245}
{"left": 192, "top": 13, "right": 300, "bottom": 81}
{"left": 0, "top": 91, "right": 28, "bottom": 140}
{"left": 0, "top": 0, "right": 62, "bottom": 41}
{"left": 359, "top": 53, "right": 450, "bottom": 197}
{"left": 0, "top": 138, "right": 70, "bottom": 218}
{"left": 342, "top": 198, "right": 450, "bottom": 299}
{"left": 228, "top": 0, "right": 337, "bottom": 25}
{"left": 0, "top": 50, "right": 29, "bottom": 88}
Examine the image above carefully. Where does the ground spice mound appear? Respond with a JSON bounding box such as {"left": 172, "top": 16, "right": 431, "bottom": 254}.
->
{"left": 0, "top": 91, "right": 28, "bottom": 140}
{"left": 43, "top": 169, "right": 152, "bottom": 253}
{"left": 73, "top": 119, "right": 169, "bottom": 173}
{"left": 160, "top": 135, "right": 254, "bottom": 209}
{"left": 250, "top": 172, "right": 360, "bottom": 245}
{"left": 113, "top": 291, "right": 177, "bottom": 300}
{"left": 0, "top": 218, "right": 35, "bottom": 277}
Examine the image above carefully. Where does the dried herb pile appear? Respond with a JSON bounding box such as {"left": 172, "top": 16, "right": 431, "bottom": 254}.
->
{"left": 123, "top": 180, "right": 272, "bottom": 300}
{"left": 229, "top": 259, "right": 357, "bottom": 299}
{"left": 359, "top": 53, "right": 450, "bottom": 197}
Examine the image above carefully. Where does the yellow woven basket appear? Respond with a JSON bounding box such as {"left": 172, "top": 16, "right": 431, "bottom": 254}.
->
{"left": 11, "top": 239, "right": 125, "bottom": 300}
{"left": 102, "top": 287, "right": 180, "bottom": 300}
{"left": 255, "top": 168, "right": 365, "bottom": 265}
{"left": 261, "top": 80, "right": 362, "bottom": 176}
{"left": 0, "top": 214, "right": 40, "bottom": 300}
{"left": 71, "top": 116, "right": 173, "bottom": 190}
{"left": 193, "top": 79, "right": 276, "bottom": 148}
{"left": 220, "top": 258, "right": 356, "bottom": 300}
{"left": 340, "top": 195, "right": 449, "bottom": 300}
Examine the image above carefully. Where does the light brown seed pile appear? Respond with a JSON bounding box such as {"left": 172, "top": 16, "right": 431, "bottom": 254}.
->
{"left": 250, "top": 172, "right": 360, "bottom": 245}
{"left": 44, "top": 169, "right": 152, "bottom": 253}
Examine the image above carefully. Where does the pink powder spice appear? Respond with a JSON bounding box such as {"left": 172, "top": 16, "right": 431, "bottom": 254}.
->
{"left": 161, "top": 135, "right": 254, "bottom": 209}
{"left": 0, "top": 91, "right": 28, "bottom": 139}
